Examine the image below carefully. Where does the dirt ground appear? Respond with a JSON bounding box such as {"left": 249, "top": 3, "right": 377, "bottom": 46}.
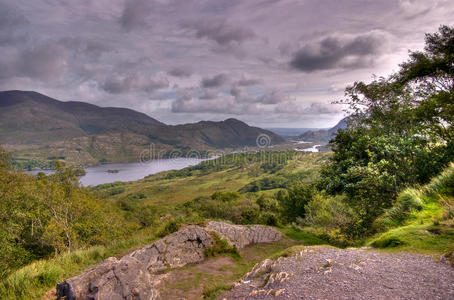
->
{"left": 221, "top": 246, "right": 454, "bottom": 299}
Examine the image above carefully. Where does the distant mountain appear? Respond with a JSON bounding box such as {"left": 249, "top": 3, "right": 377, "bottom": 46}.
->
{"left": 266, "top": 128, "right": 322, "bottom": 137}
{"left": 0, "top": 90, "right": 284, "bottom": 165}
{"left": 298, "top": 118, "right": 348, "bottom": 144}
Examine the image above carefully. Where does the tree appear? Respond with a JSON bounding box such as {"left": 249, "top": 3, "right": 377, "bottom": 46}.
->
{"left": 277, "top": 184, "right": 315, "bottom": 222}
{"left": 318, "top": 25, "right": 454, "bottom": 236}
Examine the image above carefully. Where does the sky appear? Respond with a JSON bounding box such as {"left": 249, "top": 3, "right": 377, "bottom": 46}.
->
{"left": 1, "top": 0, "right": 453, "bottom": 128}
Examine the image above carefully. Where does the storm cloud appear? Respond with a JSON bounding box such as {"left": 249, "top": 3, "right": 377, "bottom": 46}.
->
{"left": 201, "top": 73, "right": 230, "bottom": 88}
{"left": 181, "top": 19, "right": 256, "bottom": 46}
{"left": 0, "top": 0, "right": 453, "bottom": 127}
{"left": 290, "top": 32, "right": 387, "bottom": 72}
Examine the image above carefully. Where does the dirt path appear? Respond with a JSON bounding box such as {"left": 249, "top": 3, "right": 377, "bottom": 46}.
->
{"left": 221, "top": 246, "right": 454, "bottom": 299}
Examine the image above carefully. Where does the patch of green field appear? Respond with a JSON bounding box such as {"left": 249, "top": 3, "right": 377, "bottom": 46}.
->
{"left": 93, "top": 152, "right": 330, "bottom": 209}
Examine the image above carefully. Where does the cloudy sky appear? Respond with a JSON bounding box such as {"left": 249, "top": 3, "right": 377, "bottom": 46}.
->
{"left": 1, "top": 0, "right": 453, "bottom": 128}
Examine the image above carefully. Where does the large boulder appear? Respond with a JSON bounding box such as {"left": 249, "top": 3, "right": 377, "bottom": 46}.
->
{"left": 57, "top": 222, "right": 281, "bottom": 300}
{"left": 205, "top": 221, "right": 282, "bottom": 248}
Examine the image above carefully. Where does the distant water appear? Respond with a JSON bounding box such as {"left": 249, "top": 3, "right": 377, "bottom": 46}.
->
{"left": 295, "top": 144, "right": 321, "bottom": 153}
{"left": 26, "top": 157, "right": 206, "bottom": 186}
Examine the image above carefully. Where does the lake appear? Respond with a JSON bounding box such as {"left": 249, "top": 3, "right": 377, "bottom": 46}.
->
{"left": 26, "top": 157, "right": 207, "bottom": 186}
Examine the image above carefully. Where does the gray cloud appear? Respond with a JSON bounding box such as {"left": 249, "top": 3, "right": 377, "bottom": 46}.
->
{"left": 181, "top": 18, "right": 255, "bottom": 46}
{"left": 201, "top": 73, "right": 229, "bottom": 88}
{"left": 0, "top": 3, "right": 29, "bottom": 45}
{"left": 168, "top": 67, "right": 193, "bottom": 78}
{"left": 18, "top": 42, "right": 70, "bottom": 80}
{"left": 236, "top": 75, "right": 263, "bottom": 86}
{"left": 275, "top": 101, "right": 340, "bottom": 115}
{"left": 1, "top": 0, "right": 453, "bottom": 127}
{"left": 102, "top": 72, "right": 169, "bottom": 94}
{"left": 290, "top": 32, "right": 387, "bottom": 72}
{"left": 120, "top": 0, "right": 152, "bottom": 31}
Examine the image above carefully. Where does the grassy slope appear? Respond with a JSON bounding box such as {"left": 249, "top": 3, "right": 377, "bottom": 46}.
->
{"left": 94, "top": 152, "right": 330, "bottom": 208}
{"left": 368, "top": 164, "right": 454, "bottom": 255}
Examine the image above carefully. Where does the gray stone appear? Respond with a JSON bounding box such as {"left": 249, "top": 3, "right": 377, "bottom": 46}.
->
{"left": 205, "top": 221, "right": 282, "bottom": 248}
{"left": 57, "top": 222, "right": 282, "bottom": 300}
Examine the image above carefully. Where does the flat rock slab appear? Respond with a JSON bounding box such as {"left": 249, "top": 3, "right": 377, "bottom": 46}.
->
{"left": 56, "top": 222, "right": 281, "bottom": 300}
{"left": 222, "top": 246, "right": 454, "bottom": 299}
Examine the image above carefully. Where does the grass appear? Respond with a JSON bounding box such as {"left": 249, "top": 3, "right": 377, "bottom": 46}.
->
{"left": 92, "top": 152, "right": 330, "bottom": 209}
{"left": 368, "top": 164, "right": 454, "bottom": 255}
{"left": 0, "top": 227, "right": 161, "bottom": 300}
{"left": 281, "top": 227, "right": 328, "bottom": 245}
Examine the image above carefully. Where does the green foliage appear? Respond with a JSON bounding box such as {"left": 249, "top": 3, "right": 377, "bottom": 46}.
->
{"left": 211, "top": 191, "right": 240, "bottom": 202}
{"left": 277, "top": 184, "right": 315, "bottom": 222}
{"left": 368, "top": 163, "right": 454, "bottom": 254}
{"left": 0, "top": 149, "right": 131, "bottom": 279}
{"left": 426, "top": 163, "right": 454, "bottom": 196}
{"left": 316, "top": 25, "right": 454, "bottom": 237}
{"left": 304, "top": 194, "right": 354, "bottom": 230}
{"left": 157, "top": 220, "right": 181, "bottom": 238}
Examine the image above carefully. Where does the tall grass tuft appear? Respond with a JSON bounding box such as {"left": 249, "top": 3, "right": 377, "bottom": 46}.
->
{"left": 426, "top": 162, "right": 454, "bottom": 197}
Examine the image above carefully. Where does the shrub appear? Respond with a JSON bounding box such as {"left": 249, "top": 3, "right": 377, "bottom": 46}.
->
{"left": 211, "top": 191, "right": 240, "bottom": 202}
{"left": 304, "top": 194, "right": 354, "bottom": 230}
{"left": 204, "top": 233, "right": 239, "bottom": 259}
{"left": 157, "top": 220, "right": 180, "bottom": 238}
{"left": 426, "top": 163, "right": 454, "bottom": 196}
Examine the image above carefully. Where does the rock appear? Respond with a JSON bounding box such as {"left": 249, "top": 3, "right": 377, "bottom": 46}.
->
{"left": 205, "top": 221, "right": 282, "bottom": 248}
{"left": 128, "top": 225, "right": 213, "bottom": 273}
{"left": 244, "top": 258, "right": 274, "bottom": 280}
{"left": 57, "top": 222, "right": 282, "bottom": 300}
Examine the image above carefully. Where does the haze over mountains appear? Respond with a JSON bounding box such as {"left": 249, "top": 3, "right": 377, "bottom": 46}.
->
{"left": 297, "top": 118, "right": 348, "bottom": 144}
{"left": 0, "top": 90, "right": 284, "bottom": 165}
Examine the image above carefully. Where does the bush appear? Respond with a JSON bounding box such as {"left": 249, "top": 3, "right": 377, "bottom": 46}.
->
{"left": 204, "top": 233, "right": 239, "bottom": 259}
{"left": 211, "top": 191, "right": 240, "bottom": 202}
{"left": 304, "top": 194, "right": 354, "bottom": 230}
{"left": 426, "top": 163, "right": 454, "bottom": 196}
{"left": 157, "top": 220, "right": 180, "bottom": 238}
{"left": 277, "top": 184, "right": 316, "bottom": 223}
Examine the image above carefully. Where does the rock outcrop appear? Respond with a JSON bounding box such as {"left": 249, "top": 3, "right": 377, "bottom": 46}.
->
{"left": 205, "top": 221, "right": 282, "bottom": 249}
{"left": 56, "top": 222, "right": 281, "bottom": 300}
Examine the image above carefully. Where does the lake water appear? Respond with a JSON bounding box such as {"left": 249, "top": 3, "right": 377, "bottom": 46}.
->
{"left": 26, "top": 157, "right": 206, "bottom": 186}
{"left": 294, "top": 144, "right": 321, "bottom": 152}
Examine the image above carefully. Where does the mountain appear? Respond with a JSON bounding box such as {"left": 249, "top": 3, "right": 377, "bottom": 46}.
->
{"left": 298, "top": 117, "right": 348, "bottom": 144}
{"left": 0, "top": 90, "right": 284, "bottom": 165}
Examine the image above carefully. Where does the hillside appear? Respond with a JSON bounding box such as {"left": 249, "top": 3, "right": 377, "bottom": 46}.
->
{"left": 0, "top": 90, "right": 284, "bottom": 166}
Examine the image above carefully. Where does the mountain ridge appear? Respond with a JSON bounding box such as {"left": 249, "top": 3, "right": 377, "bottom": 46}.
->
{"left": 0, "top": 90, "right": 284, "bottom": 165}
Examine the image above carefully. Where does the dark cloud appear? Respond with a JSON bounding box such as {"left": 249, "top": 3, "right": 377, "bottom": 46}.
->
{"left": 201, "top": 73, "right": 229, "bottom": 88}
{"left": 236, "top": 75, "right": 263, "bottom": 86}
{"left": 181, "top": 19, "right": 255, "bottom": 46}
{"left": 18, "top": 42, "right": 70, "bottom": 80}
{"left": 0, "top": 3, "right": 29, "bottom": 45}
{"left": 102, "top": 72, "right": 169, "bottom": 94}
{"left": 58, "top": 38, "right": 112, "bottom": 59}
{"left": 168, "top": 67, "right": 193, "bottom": 78}
{"left": 120, "top": 0, "right": 152, "bottom": 31}
{"left": 290, "top": 32, "right": 386, "bottom": 72}
{"left": 255, "top": 91, "right": 288, "bottom": 104}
